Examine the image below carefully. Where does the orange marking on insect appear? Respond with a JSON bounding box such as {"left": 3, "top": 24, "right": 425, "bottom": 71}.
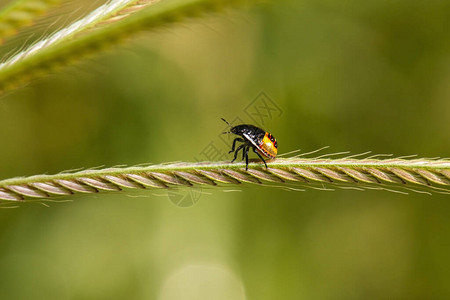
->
{"left": 258, "top": 132, "right": 278, "bottom": 158}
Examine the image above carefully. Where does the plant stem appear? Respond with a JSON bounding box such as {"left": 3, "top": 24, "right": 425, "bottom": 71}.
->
{"left": 1, "top": 157, "right": 449, "bottom": 202}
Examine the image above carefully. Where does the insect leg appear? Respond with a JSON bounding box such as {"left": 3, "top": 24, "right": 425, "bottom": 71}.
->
{"left": 252, "top": 147, "right": 268, "bottom": 168}
{"left": 244, "top": 145, "right": 250, "bottom": 170}
{"left": 229, "top": 137, "right": 245, "bottom": 153}
{"left": 242, "top": 145, "right": 249, "bottom": 160}
{"left": 231, "top": 144, "right": 245, "bottom": 163}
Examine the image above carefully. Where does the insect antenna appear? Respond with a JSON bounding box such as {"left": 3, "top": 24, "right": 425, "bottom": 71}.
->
{"left": 221, "top": 118, "right": 232, "bottom": 134}
{"left": 221, "top": 118, "right": 232, "bottom": 126}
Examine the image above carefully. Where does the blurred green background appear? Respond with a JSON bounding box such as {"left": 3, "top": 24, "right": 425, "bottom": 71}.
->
{"left": 0, "top": 0, "right": 450, "bottom": 299}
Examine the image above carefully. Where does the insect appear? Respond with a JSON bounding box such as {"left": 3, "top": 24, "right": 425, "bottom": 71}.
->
{"left": 222, "top": 118, "right": 278, "bottom": 170}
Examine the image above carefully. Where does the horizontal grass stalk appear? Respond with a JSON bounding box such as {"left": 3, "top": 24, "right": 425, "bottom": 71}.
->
{"left": 0, "top": 157, "right": 449, "bottom": 203}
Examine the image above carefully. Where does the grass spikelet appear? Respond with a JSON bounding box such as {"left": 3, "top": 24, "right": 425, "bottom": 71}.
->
{"left": 0, "top": 0, "right": 61, "bottom": 43}
{"left": 0, "top": 156, "right": 449, "bottom": 205}
{"left": 0, "top": 0, "right": 255, "bottom": 95}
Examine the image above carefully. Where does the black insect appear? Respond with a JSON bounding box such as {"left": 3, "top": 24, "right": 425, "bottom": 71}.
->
{"left": 222, "top": 118, "right": 278, "bottom": 170}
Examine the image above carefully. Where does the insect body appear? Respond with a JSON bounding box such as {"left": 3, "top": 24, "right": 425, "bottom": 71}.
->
{"left": 222, "top": 118, "right": 278, "bottom": 170}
